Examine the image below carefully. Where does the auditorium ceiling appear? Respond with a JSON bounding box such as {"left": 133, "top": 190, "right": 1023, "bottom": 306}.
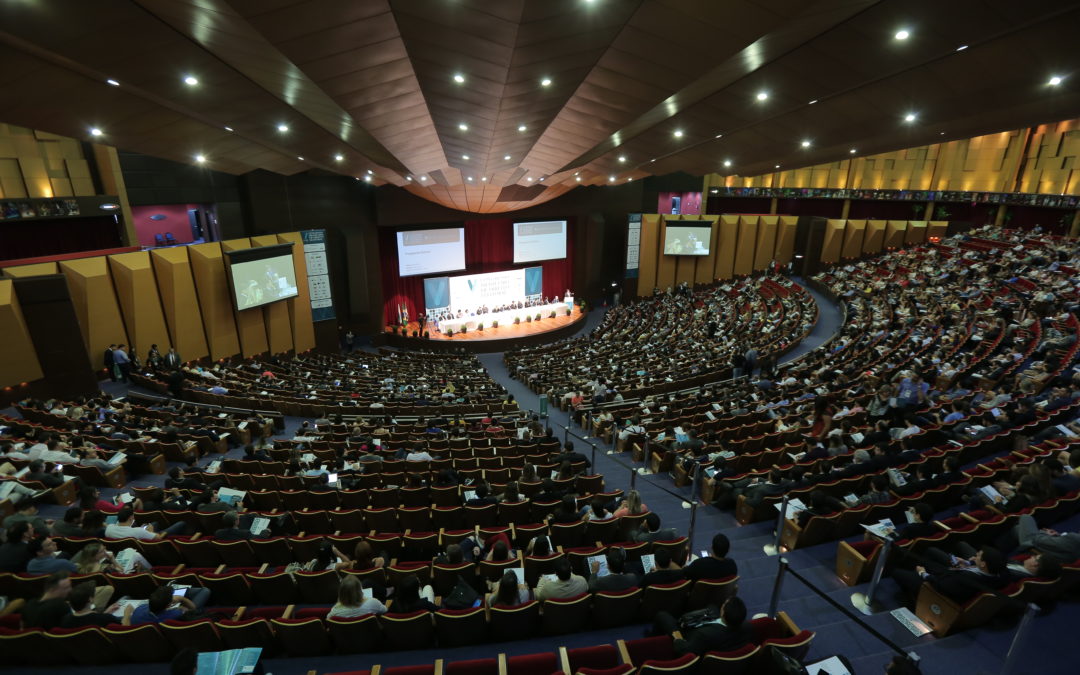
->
{"left": 1, "top": 0, "right": 1078, "bottom": 213}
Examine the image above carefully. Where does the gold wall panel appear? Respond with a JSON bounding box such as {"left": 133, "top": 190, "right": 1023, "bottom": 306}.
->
{"left": 884, "top": 221, "right": 908, "bottom": 249}
{"left": 864, "top": 220, "right": 886, "bottom": 254}
{"left": 693, "top": 217, "right": 720, "bottom": 285}
{"left": 0, "top": 123, "right": 95, "bottom": 200}
{"left": 905, "top": 221, "right": 928, "bottom": 245}
{"left": 654, "top": 217, "right": 677, "bottom": 291}
{"left": 821, "top": 220, "right": 846, "bottom": 264}
{"left": 276, "top": 232, "right": 316, "bottom": 353}
{"left": 3, "top": 263, "right": 59, "bottom": 277}
{"left": 59, "top": 257, "right": 128, "bottom": 369}
{"left": 151, "top": 247, "right": 208, "bottom": 361}
{"left": 674, "top": 254, "right": 696, "bottom": 287}
{"left": 841, "top": 220, "right": 866, "bottom": 260}
{"left": 753, "top": 216, "right": 778, "bottom": 271}
{"left": 220, "top": 238, "right": 270, "bottom": 358}
{"left": 107, "top": 252, "right": 171, "bottom": 359}
{"left": 251, "top": 235, "right": 294, "bottom": 355}
{"left": 732, "top": 216, "right": 757, "bottom": 276}
{"left": 774, "top": 217, "right": 798, "bottom": 266}
{"left": 189, "top": 243, "right": 242, "bottom": 360}
{"left": 0, "top": 279, "right": 44, "bottom": 388}
{"left": 927, "top": 221, "right": 948, "bottom": 241}
{"left": 636, "top": 214, "right": 660, "bottom": 296}
{"left": 713, "top": 215, "right": 739, "bottom": 281}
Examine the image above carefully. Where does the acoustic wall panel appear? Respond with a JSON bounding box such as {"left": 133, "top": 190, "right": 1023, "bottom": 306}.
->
{"left": 107, "top": 251, "right": 171, "bottom": 360}
{"left": 905, "top": 220, "right": 928, "bottom": 244}
{"left": 251, "top": 234, "right": 293, "bottom": 355}
{"left": 753, "top": 216, "right": 778, "bottom": 271}
{"left": 151, "top": 247, "right": 208, "bottom": 361}
{"left": 654, "top": 217, "right": 677, "bottom": 291}
{"left": 636, "top": 214, "right": 660, "bottom": 296}
{"left": 0, "top": 278, "right": 44, "bottom": 388}
{"left": 277, "top": 232, "right": 316, "bottom": 353}
{"left": 864, "top": 220, "right": 886, "bottom": 254}
{"left": 927, "top": 221, "right": 948, "bottom": 241}
{"left": 774, "top": 216, "right": 798, "bottom": 265}
{"left": 3, "top": 263, "right": 59, "bottom": 277}
{"left": 733, "top": 216, "right": 758, "bottom": 276}
{"left": 713, "top": 215, "right": 739, "bottom": 281}
{"left": 675, "top": 252, "right": 696, "bottom": 287}
{"left": 220, "top": 238, "right": 269, "bottom": 358}
{"left": 694, "top": 217, "right": 720, "bottom": 285}
{"left": 59, "top": 257, "right": 128, "bottom": 369}
{"left": 884, "top": 221, "right": 908, "bottom": 249}
{"left": 821, "top": 220, "right": 846, "bottom": 264}
{"left": 189, "top": 242, "right": 242, "bottom": 360}
{"left": 841, "top": 220, "right": 866, "bottom": 259}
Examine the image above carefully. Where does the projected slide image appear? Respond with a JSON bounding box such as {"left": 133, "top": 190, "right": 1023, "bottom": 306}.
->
{"left": 232, "top": 256, "right": 298, "bottom": 310}
{"left": 663, "top": 224, "right": 712, "bottom": 256}
{"left": 513, "top": 220, "right": 567, "bottom": 263}
{"left": 397, "top": 228, "right": 467, "bottom": 276}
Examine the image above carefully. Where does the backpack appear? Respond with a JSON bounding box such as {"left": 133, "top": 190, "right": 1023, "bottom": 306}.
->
{"left": 442, "top": 574, "right": 481, "bottom": 610}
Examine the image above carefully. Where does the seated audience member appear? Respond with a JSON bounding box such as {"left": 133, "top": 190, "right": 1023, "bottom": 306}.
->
{"left": 22, "top": 571, "right": 80, "bottom": 629}
{"left": 612, "top": 489, "right": 649, "bottom": 518}
{"left": 1007, "top": 552, "right": 1063, "bottom": 579}
{"left": 105, "top": 506, "right": 181, "bottom": 540}
{"left": 895, "top": 503, "right": 938, "bottom": 541}
{"left": 3, "top": 497, "right": 51, "bottom": 536}
{"left": 61, "top": 581, "right": 130, "bottom": 628}
{"left": 0, "top": 522, "right": 33, "bottom": 572}
{"left": 464, "top": 482, "right": 498, "bottom": 507}
{"left": 328, "top": 575, "right": 387, "bottom": 618}
{"left": 26, "top": 536, "right": 77, "bottom": 574}
{"left": 50, "top": 507, "right": 85, "bottom": 538}
{"left": 548, "top": 494, "right": 581, "bottom": 524}
{"left": 795, "top": 490, "right": 846, "bottom": 528}
{"left": 486, "top": 569, "right": 530, "bottom": 607}
{"left": 631, "top": 512, "right": 680, "bottom": 543}
{"left": 214, "top": 510, "right": 254, "bottom": 540}
{"left": 535, "top": 557, "right": 588, "bottom": 600}
{"left": 130, "top": 584, "right": 210, "bottom": 623}
{"left": 393, "top": 574, "right": 438, "bottom": 612}
{"left": 641, "top": 548, "right": 685, "bottom": 587}
{"left": 892, "top": 545, "right": 1010, "bottom": 604}
{"left": 654, "top": 596, "right": 751, "bottom": 656}
{"left": 683, "top": 533, "right": 737, "bottom": 580}
{"left": 588, "top": 546, "right": 640, "bottom": 592}
{"left": 1005, "top": 514, "right": 1080, "bottom": 561}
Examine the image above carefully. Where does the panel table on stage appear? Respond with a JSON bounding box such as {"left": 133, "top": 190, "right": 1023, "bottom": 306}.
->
{"left": 437, "top": 302, "right": 570, "bottom": 333}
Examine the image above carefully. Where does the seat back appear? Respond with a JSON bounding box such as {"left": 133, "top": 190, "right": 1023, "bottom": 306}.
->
{"left": 434, "top": 606, "right": 488, "bottom": 647}
{"left": 271, "top": 617, "right": 331, "bottom": 656}
{"left": 488, "top": 600, "right": 540, "bottom": 642}
{"left": 160, "top": 618, "right": 223, "bottom": 653}
{"left": 217, "top": 618, "right": 275, "bottom": 652}
{"left": 591, "top": 587, "right": 642, "bottom": 627}
{"left": 379, "top": 610, "right": 435, "bottom": 650}
{"left": 638, "top": 579, "right": 691, "bottom": 621}
{"left": 102, "top": 623, "right": 174, "bottom": 662}
{"left": 294, "top": 569, "right": 341, "bottom": 604}
{"left": 699, "top": 643, "right": 760, "bottom": 675}
{"left": 686, "top": 576, "right": 739, "bottom": 610}
{"left": 326, "top": 613, "right": 382, "bottom": 654}
{"left": 541, "top": 592, "right": 591, "bottom": 634}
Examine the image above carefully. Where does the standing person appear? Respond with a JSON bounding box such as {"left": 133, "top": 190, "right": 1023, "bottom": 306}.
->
{"left": 103, "top": 344, "right": 117, "bottom": 382}
{"left": 744, "top": 346, "right": 758, "bottom": 378}
{"left": 146, "top": 344, "right": 162, "bottom": 369}
{"left": 113, "top": 345, "right": 131, "bottom": 383}
{"left": 344, "top": 329, "right": 355, "bottom": 353}
{"left": 164, "top": 347, "right": 182, "bottom": 370}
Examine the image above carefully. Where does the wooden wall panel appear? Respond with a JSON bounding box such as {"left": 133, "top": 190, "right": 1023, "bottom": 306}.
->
{"left": 733, "top": 216, "right": 757, "bottom": 276}
{"left": 753, "top": 216, "right": 778, "bottom": 271}
{"left": 714, "top": 215, "right": 739, "bottom": 281}
{"left": 59, "top": 257, "right": 128, "bottom": 369}
{"left": 276, "top": 232, "right": 316, "bottom": 353}
{"left": 905, "top": 221, "right": 928, "bottom": 245}
{"left": 927, "top": 221, "right": 948, "bottom": 241}
{"left": 0, "top": 278, "right": 44, "bottom": 387}
{"left": 151, "top": 247, "right": 208, "bottom": 361}
{"left": 693, "top": 217, "right": 720, "bottom": 285}
{"left": 841, "top": 220, "right": 866, "bottom": 259}
{"left": 884, "top": 221, "right": 908, "bottom": 249}
{"left": 107, "top": 252, "right": 171, "bottom": 360}
{"left": 189, "top": 242, "right": 242, "bottom": 361}
{"left": 864, "top": 220, "right": 886, "bottom": 254}
{"left": 3, "top": 263, "right": 59, "bottom": 277}
{"left": 675, "top": 253, "right": 696, "bottom": 287}
{"left": 821, "top": 220, "right": 846, "bottom": 264}
{"left": 636, "top": 214, "right": 660, "bottom": 296}
{"left": 774, "top": 216, "right": 798, "bottom": 265}
{"left": 220, "top": 238, "right": 269, "bottom": 358}
{"left": 251, "top": 234, "right": 293, "bottom": 355}
{"left": 654, "top": 217, "right": 677, "bottom": 291}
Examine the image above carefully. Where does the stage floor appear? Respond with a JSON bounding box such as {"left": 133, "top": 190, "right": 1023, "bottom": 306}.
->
{"left": 390, "top": 306, "right": 585, "bottom": 342}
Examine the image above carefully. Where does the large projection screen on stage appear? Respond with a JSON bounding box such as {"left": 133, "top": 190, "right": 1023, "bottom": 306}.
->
{"left": 446, "top": 268, "right": 542, "bottom": 310}
{"left": 663, "top": 222, "right": 712, "bottom": 255}
{"left": 397, "top": 228, "right": 467, "bottom": 276}
{"left": 513, "top": 220, "right": 567, "bottom": 263}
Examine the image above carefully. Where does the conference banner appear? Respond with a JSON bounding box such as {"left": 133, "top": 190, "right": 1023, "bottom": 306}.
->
{"left": 302, "top": 229, "right": 335, "bottom": 321}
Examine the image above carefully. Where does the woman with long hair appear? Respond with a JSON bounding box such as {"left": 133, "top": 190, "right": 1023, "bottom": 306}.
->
{"left": 486, "top": 569, "right": 530, "bottom": 607}
{"left": 393, "top": 574, "right": 437, "bottom": 612}
{"left": 328, "top": 575, "right": 387, "bottom": 618}
{"left": 613, "top": 489, "right": 648, "bottom": 518}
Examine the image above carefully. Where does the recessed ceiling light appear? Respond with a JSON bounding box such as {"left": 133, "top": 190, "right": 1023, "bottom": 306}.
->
{"left": 775, "top": 164, "right": 780, "bottom": 169}
{"left": 364, "top": 175, "right": 371, "bottom": 182}
{"left": 956, "top": 45, "right": 968, "bottom": 51}
{"left": 850, "top": 148, "right": 857, "bottom": 154}
{"left": 527, "top": 177, "right": 533, "bottom": 182}
{"left": 576, "top": 176, "right": 581, "bottom": 182}
{"left": 609, "top": 176, "right": 615, "bottom": 182}
{"left": 650, "top": 158, "right": 656, "bottom": 162}
{"left": 618, "top": 155, "right": 626, "bottom": 162}
{"left": 184, "top": 75, "right": 199, "bottom": 86}
{"left": 801, "top": 140, "right": 811, "bottom": 148}
{"left": 481, "top": 177, "right": 487, "bottom": 182}
{"left": 504, "top": 155, "right": 511, "bottom": 160}
{"left": 195, "top": 154, "right": 206, "bottom": 163}
{"left": 462, "top": 154, "right": 469, "bottom": 160}
{"left": 224, "top": 126, "right": 234, "bottom": 132}
{"left": 366, "top": 169, "right": 373, "bottom": 175}
{"left": 715, "top": 134, "right": 722, "bottom": 139}
{"left": 627, "top": 178, "right": 632, "bottom": 182}
{"left": 406, "top": 176, "right": 412, "bottom": 181}
{"left": 467, "top": 176, "right": 473, "bottom": 181}
{"left": 453, "top": 73, "right": 465, "bottom": 84}
{"left": 904, "top": 113, "right": 917, "bottom": 122}
{"left": 334, "top": 154, "right": 344, "bottom": 162}
{"left": 895, "top": 29, "right": 910, "bottom": 40}
{"left": 540, "top": 77, "right": 552, "bottom": 87}
{"left": 518, "top": 124, "right": 527, "bottom": 132}
{"left": 297, "top": 156, "right": 304, "bottom": 161}
{"left": 106, "top": 78, "right": 120, "bottom": 87}
{"left": 539, "top": 177, "right": 544, "bottom": 181}
{"left": 1049, "top": 75, "right": 1063, "bottom": 86}
{"left": 723, "top": 160, "right": 732, "bottom": 167}
{"left": 458, "top": 123, "right": 468, "bottom": 131}
{"left": 808, "top": 99, "right": 818, "bottom": 105}
{"left": 673, "top": 129, "right": 683, "bottom": 138}
{"left": 90, "top": 127, "right": 103, "bottom": 137}
{"left": 940, "top": 131, "right": 946, "bottom": 135}
{"left": 756, "top": 91, "right": 768, "bottom": 101}
{"left": 277, "top": 124, "right": 289, "bottom": 132}
{"left": 419, "top": 176, "right": 426, "bottom": 181}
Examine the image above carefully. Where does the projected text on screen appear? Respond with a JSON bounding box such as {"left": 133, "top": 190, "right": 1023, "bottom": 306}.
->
{"left": 513, "top": 220, "right": 566, "bottom": 263}
{"left": 397, "top": 228, "right": 467, "bottom": 276}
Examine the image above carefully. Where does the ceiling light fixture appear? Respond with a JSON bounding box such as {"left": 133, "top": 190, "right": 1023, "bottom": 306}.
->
{"left": 462, "top": 154, "right": 469, "bottom": 160}
{"left": 458, "top": 123, "right": 468, "bottom": 131}
{"left": 366, "top": 169, "right": 373, "bottom": 175}
{"left": 406, "top": 176, "right": 412, "bottom": 181}
{"left": 224, "top": 126, "right": 234, "bottom": 132}
{"left": 90, "top": 127, "right": 103, "bottom": 137}
{"left": 940, "top": 131, "right": 946, "bottom": 135}
{"left": 539, "top": 177, "right": 544, "bottom": 181}
{"left": 453, "top": 73, "right": 465, "bottom": 83}
{"left": 518, "top": 124, "right": 527, "bottom": 132}
{"left": 801, "top": 139, "right": 811, "bottom": 148}
{"left": 715, "top": 134, "right": 722, "bottom": 139}
{"left": 195, "top": 154, "right": 206, "bottom": 163}
{"left": 481, "top": 177, "right": 487, "bottom": 182}
{"left": 540, "top": 77, "right": 552, "bottom": 87}
{"left": 775, "top": 164, "right": 780, "bottom": 169}
{"left": 504, "top": 155, "right": 511, "bottom": 160}
{"left": 756, "top": 91, "right": 768, "bottom": 101}
{"left": 334, "top": 154, "right": 344, "bottom": 161}
{"left": 576, "top": 176, "right": 581, "bottom": 182}
{"left": 850, "top": 148, "right": 857, "bottom": 154}
{"left": 277, "top": 124, "right": 289, "bottom": 132}
{"left": 808, "top": 99, "right": 818, "bottom": 105}
{"left": 297, "top": 156, "right": 304, "bottom": 161}
{"left": 467, "top": 176, "right": 473, "bottom": 181}
{"left": 618, "top": 155, "right": 626, "bottom": 162}
{"left": 904, "top": 113, "right": 917, "bottom": 122}
{"left": 184, "top": 75, "right": 199, "bottom": 86}
{"left": 673, "top": 129, "right": 683, "bottom": 138}
{"left": 723, "top": 160, "right": 732, "bottom": 167}
{"left": 364, "top": 175, "right": 372, "bottom": 182}
{"left": 419, "top": 176, "right": 426, "bottom": 181}
{"left": 609, "top": 176, "right": 615, "bottom": 182}
{"left": 527, "top": 177, "right": 533, "bottom": 182}
{"left": 106, "top": 78, "right": 120, "bottom": 87}
{"left": 650, "top": 158, "right": 656, "bottom": 162}
{"left": 956, "top": 45, "right": 968, "bottom": 51}
{"left": 895, "top": 29, "right": 910, "bottom": 40}
{"left": 1049, "top": 75, "right": 1063, "bottom": 86}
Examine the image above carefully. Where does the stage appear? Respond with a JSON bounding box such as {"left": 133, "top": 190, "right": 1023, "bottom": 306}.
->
{"left": 380, "top": 305, "right": 587, "bottom": 353}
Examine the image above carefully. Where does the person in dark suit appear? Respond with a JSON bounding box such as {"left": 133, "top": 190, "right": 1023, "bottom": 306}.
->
{"left": 654, "top": 596, "right": 751, "bottom": 656}
{"left": 104, "top": 344, "right": 116, "bottom": 382}
{"left": 588, "top": 546, "right": 640, "bottom": 592}
{"left": 892, "top": 545, "right": 1010, "bottom": 604}
{"left": 164, "top": 347, "right": 182, "bottom": 370}
{"left": 214, "top": 511, "right": 253, "bottom": 541}
{"left": 895, "top": 503, "right": 938, "bottom": 541}
{"left": 641, "top": 548, "right": 685, "bottom": 587}
{"left": 683, "top": 533, "right": 737, "bottom": 580}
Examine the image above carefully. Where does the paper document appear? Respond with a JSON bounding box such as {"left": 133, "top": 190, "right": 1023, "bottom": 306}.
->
{"left": 775, "top": 498, "right": 807, "bottom": 520}
{"left": 218, "top": 487, "right": 247, "bottom": 506}
{"left": 587, "top": 554, "right": 610, "bottom": 577}
{"left": 640, "top": 554, "right": 656, "bottom": 575}
{"left": 250, "top": 517, "right": 271, "bottom": 536}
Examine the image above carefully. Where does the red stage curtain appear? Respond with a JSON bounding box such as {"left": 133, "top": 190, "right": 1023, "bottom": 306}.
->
{"left": 379, "top": 218, "right": 575, "bottom": 326}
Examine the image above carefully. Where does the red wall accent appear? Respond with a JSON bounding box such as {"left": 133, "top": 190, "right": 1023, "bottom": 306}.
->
{"left": 657, "top": 191, "right": 702, "bottom": 215}
{"left": 131, "top": 204, "right": 197, "bottom": 247}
